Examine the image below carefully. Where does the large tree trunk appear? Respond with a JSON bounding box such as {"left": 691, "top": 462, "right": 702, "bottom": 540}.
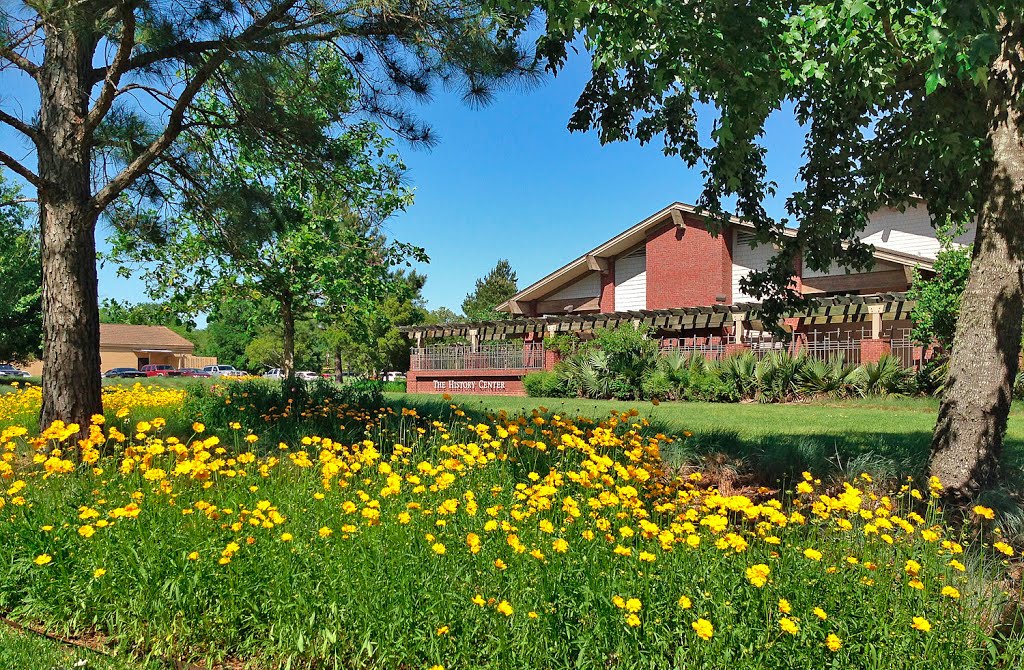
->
{"left": 929, "top": 24, "right": 1024, "bottom": 498}
{"left": 37, "top": 23, "right": 103, "bottom": 431}
{"left": 281, "top": 297, "right": 296, "bottom": 379}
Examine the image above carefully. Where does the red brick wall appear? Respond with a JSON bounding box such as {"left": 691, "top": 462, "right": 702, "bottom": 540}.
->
{"left": 599, "top": 264, "right": 615, "bottom": 313}
{"left": 644, "top": 218, "right": 733, "bottom": 310}
{"left": 406, "top": 368, "right": 529, "bottom": 396}
{"left": 859, "top": 338, "right": 892, "bottom": 364}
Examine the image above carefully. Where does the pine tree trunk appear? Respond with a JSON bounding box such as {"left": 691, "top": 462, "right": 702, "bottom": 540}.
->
{"left": 282, "top": 298, "right": 296, "bottom": 379}
{"left": 37, "top": 23, "right": 103, "bottom": 431}
{"left": 929, "top": 25, "right": 1024, "bottom": 498}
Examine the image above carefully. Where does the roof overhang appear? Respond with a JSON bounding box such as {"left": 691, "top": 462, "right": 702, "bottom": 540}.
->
{"left": 496, "top": 202, "right": 936, "bottom": 314}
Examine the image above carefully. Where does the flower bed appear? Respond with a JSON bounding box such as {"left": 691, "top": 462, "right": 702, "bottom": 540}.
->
{"left": 0, "top": 402, "right": 1021, "bottom": 668}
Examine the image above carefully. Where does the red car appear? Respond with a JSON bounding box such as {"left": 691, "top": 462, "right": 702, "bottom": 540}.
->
{"left": 141, "top": 364, "right": 183, "bottom": 377}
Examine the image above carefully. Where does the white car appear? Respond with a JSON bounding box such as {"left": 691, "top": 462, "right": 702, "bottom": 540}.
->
{"left": 203, "top": 365, "right": 247, "bottom": 378}
{"left": 295, "top": 370, "right": 320, "bottom": 381}
{"left": 263, "top": 368, "right": 284, "bottom": 380}
{"left": 381, "top": 371, "right": 406, "bottom": 382}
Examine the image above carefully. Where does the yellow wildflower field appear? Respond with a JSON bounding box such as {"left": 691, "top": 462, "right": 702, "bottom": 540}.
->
{"left": 0, "top": 385, "right": 1021, "bottom": 668}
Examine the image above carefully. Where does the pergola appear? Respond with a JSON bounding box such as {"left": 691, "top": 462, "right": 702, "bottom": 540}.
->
{"left": 401, "top": 292, "right": 916, "bottom": 344}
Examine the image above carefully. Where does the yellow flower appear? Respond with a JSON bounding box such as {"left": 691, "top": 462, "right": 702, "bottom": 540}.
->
{"left": 93, "top": 568, "right": 106, "bottom": 578}
{"left": 432, "top": 542, "right": 446, "bottom": 555}
{"left": 192, "top": 422, "right": 205, "bottom": 433}
{"left": 187, "top": 551, "right": 200, "bottom": 561}
{"left": 812, "top": 607, "right": 827, "bottom": 620}
{"left": 825, "top": 633, "right": 842, "bottom": 652}
{"left": 436, "top": 625, "right": 449, "bottom": 635}
{"left": 779, "top": 617, "right": 799, "bottom": 635}
{"left": 692, "top": 618, "right": 714, "bottom": 640}
{"left": 625, "top": 598, "right": 642, "bottom": 613}
{"left": 34, "top": 554, "right": 52, "bottom": 566}
{"left": 973, "top": 505, "right": 995, "bottom": 520}
{"left": 471, "top": 594, "right": 486, "bottom": 607}
{"left": 528, "top": 611, "right": 538, "bottom": 619}
{"left": 612, "top": 595, "right": 626, "bottom": 609}
{"left": 911, "top": 616, "right": 932, "bottom": 633}
{"left": 318, "top": 526, "right": 333, "bottom": 538}
{"left": 993, "top": 541, "right": 1015, "bottom": 557}
{"left": 281, "top": 533, "right": 293, "bottom": 542}
{"left": 677, "top": 595, "right": 692, "bottom": 609}
{"left": 745, "top": 564, "right": 770, "bottom": 588}
{"left": 948, "top": 559, "right": 966, "bottom": 572}
{"left": 908, "top": 579, "right": 924, "bottom": 590}
{"left": 78, "top": 525, "right": 95, "bottom": 538}
{"left": 803, "top": 548, "right": 822, "bottom": 561}
{"left": 496, "top": 600, "right": 513, "bottom": 617}
{"left": 625, "top": 613, "right": 641, "bottom": 627}
{"left": 941, "top": 585, "right": 961, "bottom": 599}
{"left": 904, "top": 559, "right": 921, "bottom": 577}
{"left": 778, "top": 598, "right": 792, "bottom": 614}
{"left": 429, "top": 665, "right": 444, "bottom": 670}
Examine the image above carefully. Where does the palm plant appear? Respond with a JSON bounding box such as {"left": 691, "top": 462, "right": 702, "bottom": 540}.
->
{"left": 858, "top": 354, "right": 916, "bottom": 397}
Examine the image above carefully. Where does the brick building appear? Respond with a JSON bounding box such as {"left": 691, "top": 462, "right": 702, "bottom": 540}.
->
{"left": 21, "top": 324, "right": 214, "bottom": 376}
{"left": 403, "top": 201, "right": 970, "bottom": 395}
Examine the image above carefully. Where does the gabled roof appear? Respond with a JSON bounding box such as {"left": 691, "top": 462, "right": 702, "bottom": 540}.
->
{"left": 497, "top": 202, "right": 935, "bottom": 313}
{"left": 100, "top": 324, "right": 195, "bottom": 352}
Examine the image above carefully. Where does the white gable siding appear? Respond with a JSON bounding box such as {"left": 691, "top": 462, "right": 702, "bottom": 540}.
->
{"left": 546, "top": 272, "right": 601, "bottom": 300}
{"left": 860, "top": 205, "right": 975, "bottom": 259}
{"left": 732, "top": 230, "right": 774, "bottom": 302}
{"left": 614, "top": 247, "right": 646, "bottom": 311}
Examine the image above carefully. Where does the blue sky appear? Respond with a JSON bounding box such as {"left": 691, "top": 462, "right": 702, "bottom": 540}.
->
{"left": 1, "top": 49, "right": 807, "bottom": 315}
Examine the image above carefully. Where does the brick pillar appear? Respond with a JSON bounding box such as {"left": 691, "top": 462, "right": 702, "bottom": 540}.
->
{"left": 543, "top": 348, "right": 561, "bottom": 371}
{"left": 724, "top": 343, "right": 750, "bottom": 357}
{"left": 860, "top": 338, "right": 892, "bottom": 364}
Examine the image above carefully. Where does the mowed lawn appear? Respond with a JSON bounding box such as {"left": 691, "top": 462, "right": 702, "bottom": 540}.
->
{"left": 392, "top": 393, "right": 1024, "bottom": 487}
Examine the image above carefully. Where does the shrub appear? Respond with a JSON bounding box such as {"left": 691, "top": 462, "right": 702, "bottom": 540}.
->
{"left": 523, "top": 371, "right": 568, "bottom": 398}
{"left": 558, "top": 324, "right": 659, "bottom": 400}
{"left": 381, "top": 380, "right": 407, "bottom": 393}
{"left": 859, "top": 354, "right": 917, "bottom": 397}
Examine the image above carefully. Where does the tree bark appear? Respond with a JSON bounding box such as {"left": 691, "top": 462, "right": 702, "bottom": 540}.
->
{"left": 282, "top": 297, "right": 296, "bottom": 379}
{"left": 929, "top": 23, "right": 1024, "bottom": 498}
{"left": 334, "top": 346, "right": 345, "bottom": 383}
{"left": 37, "top": 21, "right": 103, "bottom": 431}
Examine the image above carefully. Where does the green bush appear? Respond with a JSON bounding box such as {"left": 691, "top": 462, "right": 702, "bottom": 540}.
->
{"left": 381, "top": 380, "right": 407, "bottom": 393}
{"left": 523, "top": 371, "right": 569, "bottom": 398}
{"left": 181, "top": 377, "right": 383, "bottom": 446}
{"left": 558, "top": 324, "right": 659, "bottom": 400}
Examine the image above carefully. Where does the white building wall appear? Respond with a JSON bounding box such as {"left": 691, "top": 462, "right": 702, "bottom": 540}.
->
{"left": 614, "top": 247, "right": 647, "bottom": 311}
{"left": 860, "top": 204, "right": 975, "bottom": 260}
{"left": 546, "top": 272, "right": 600, "bottom": 300}
{"left": 732, "top": 229, "right": 775, "bottom": 302}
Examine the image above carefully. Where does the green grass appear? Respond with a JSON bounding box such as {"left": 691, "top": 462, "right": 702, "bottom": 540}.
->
{"left": 0, "top": 624, "right": 159, "bottom": 670}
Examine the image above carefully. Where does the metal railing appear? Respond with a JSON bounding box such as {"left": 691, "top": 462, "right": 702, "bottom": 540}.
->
{"left": 410, "top": 344, "right": 545, "bottom": 371}
{"left": 659, "top": 337, "right": 727, "bottom": 360}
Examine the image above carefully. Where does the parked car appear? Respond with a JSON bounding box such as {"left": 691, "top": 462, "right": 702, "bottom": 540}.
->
{"left": 264, "top": 368, "right": 284, "bottom": 380}
{"left": 103, "top": 367, "right": 147, "bottom": 379}
{"left": 178, "top": 368, "right": 212, "bottom": 378}
{"left": 141, "top": 364, "right": 183, "bottom": 377}
{"left": 295, "top": 370, "right": 320, "bottom": 381}
{"left": 265, "top": 369, "right": 320, "bottom": 381}
{"left": 0, "top": 364, "right": 30, "bottom": 378}
{"left": 380, "top": 371, "right": 407, "bottom": 382}
{"left": 202, "top": 365, "right": 247, "bottom": 377}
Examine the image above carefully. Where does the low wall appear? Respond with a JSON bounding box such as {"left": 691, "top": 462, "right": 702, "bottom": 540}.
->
{"left": 406, "top": 368, "right": 534, "bottom": 396}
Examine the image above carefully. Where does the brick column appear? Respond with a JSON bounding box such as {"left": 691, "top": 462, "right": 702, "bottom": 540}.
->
{"left": 543, "top": 348, "right": 561, "bottom": 371}
{"left": 860, "top": 338, "right": 892, "bottom": 364}
{"left": 724, "top": 342, "right": 750, "bottom": 357}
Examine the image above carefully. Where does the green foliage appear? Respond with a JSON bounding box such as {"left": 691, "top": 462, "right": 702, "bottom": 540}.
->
{"left": 523, "top": 371, "right": 569, "bottom": 398}
{"left": 497, "top": 0, "right": 1014, "bottom": 324}
{"left": 108, "top": 52, "right": 424, "bottom": 376}
{"left": 461, "top": 259, "right": 519, "bottom": 321}
{"left": 331, "top": 271, "right": 430, "bottom": 375}
{"left": 0, "top": 175, "right": 40, "bottom": 364}
{"left": 181, "top": 378, "right": 383, "bottom": 445}
{"left": 909, "top": 245, "right": 972, "bottom": 350}
{"left": 558, "top": 325, "right": 659, "bottom": 400}
{"left": 860, "top": 355, "right": 918, "bottom": 398}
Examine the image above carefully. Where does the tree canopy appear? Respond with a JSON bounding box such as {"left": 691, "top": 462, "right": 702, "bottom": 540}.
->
{"left": 498, "top": 1, "right": 1024, "bottom": 497}
{"left": 462, "top": 259, "right": 518, "bottom": 321}
{"left": 0, "top": 0, "right": 533, "bottom": 428}
{"left": 0, "top": 175, "right": 40, "bottom": 365}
